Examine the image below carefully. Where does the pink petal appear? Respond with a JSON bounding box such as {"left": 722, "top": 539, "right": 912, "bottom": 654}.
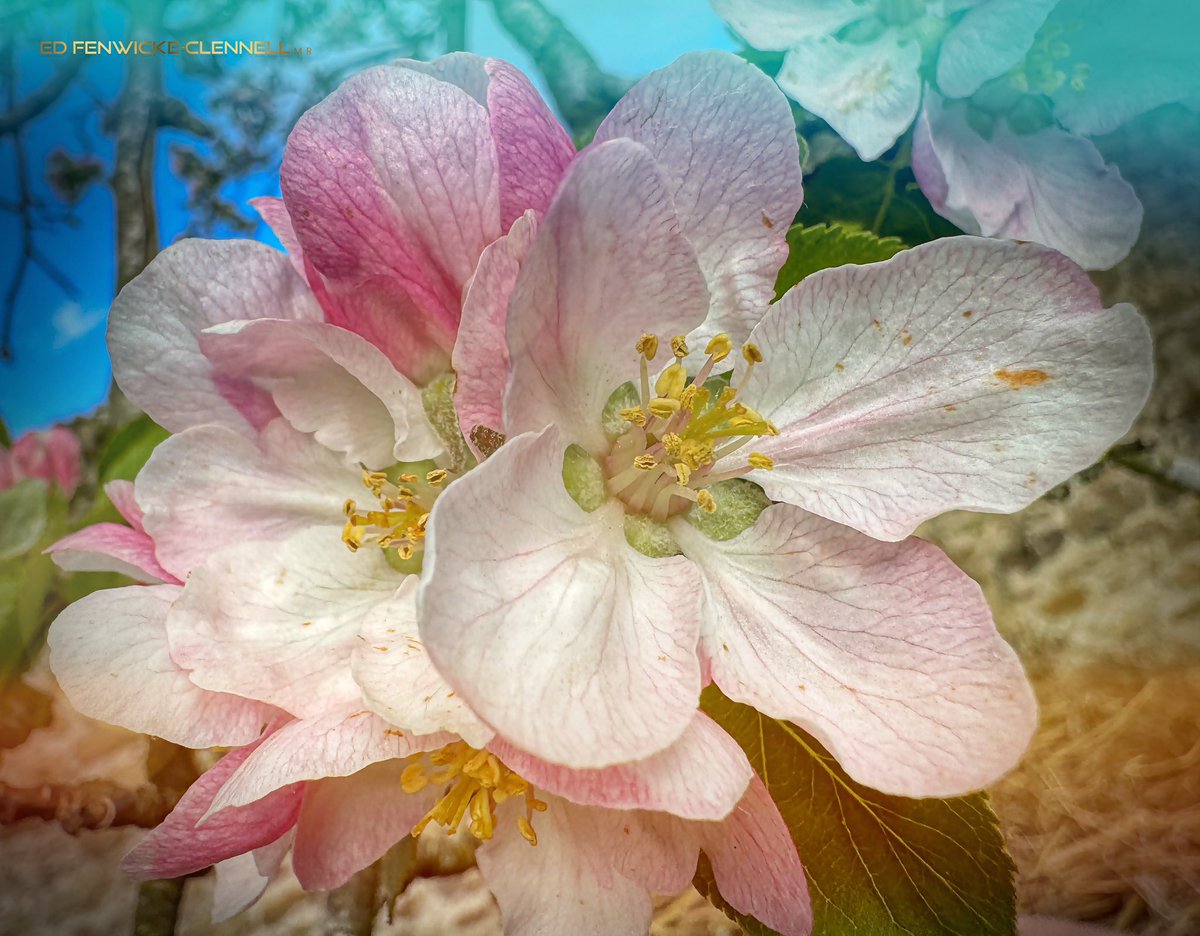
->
{"left": 137, "top": 420, "right": 361, "bottom": 579}
{"left": 250, "top": 195, "right": 306, "bottom": 276}
{"left": 280, "top": 65, "right": 501, "bottom": 384}
{"left": 674, "top": 503, "right": 1037, "bottom": 796}
{"left": 594, "top": 51, "right": 803, "bottom": 345}
{"left": 47, "top": 585, "right": 277, "bottom": 748}
{"left": 912, "top": 95, "right": 1143, "bottom": 270}
{"left": 47, "top": 523, "right": 176, "bottom": 585}
{"left": 698, "top": 775, "right": 812, "bottom": 936}
{"left": 199, "top": 318, "right": 439, "bottom": 467}
{"left": 208, "top": 708, "right": 447, "bottom": 814}
{"left": 420, "top": 425, "right": 703, "bottom": 769}
{"left": 10, "top": 428, "right": 82, "bottom": 496}
{"left": 165, "top": 528, "right": 399, "bottom": 718}
{"left": 108, "top": 239, "right": 322, "bottom": 435}
{"left": 503, "top": 139, "right": 709, "bottom": 452}
{"left": 452, "top": 209, "right": 537, "bottom": 458}
{"left": 352, "top": 578, "right": 494, "bottom": 749}
{"left": 745, "top": 236, "right": 1153, "bottom": 541}
{"left": 103, "top": 479, "right": 143, "bottom": 530}
{"left": 122, "top": 730, "right": 303, "bottom": 880}
{"left": 292, "top": 764, "right": 436, "bottom": 891}
{"left": 489, "top": 711, "right": 750, "bottom": 821}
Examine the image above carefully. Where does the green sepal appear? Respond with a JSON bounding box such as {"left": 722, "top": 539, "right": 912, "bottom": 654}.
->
{"left": 684, "top": 479, "right": 770, "bottom": 542}
{"left": 774, "top": 223, "right": 906, "bottom": 299}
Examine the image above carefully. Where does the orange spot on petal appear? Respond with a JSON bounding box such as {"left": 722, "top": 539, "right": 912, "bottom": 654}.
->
{"left": 994, "top": 368, "right": 1050, "bottom": 389}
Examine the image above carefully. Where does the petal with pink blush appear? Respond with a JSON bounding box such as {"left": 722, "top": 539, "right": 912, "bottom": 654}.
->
{"left": 200, "top": 318, "right": 439, "bottom": 467}
{"left": 674, "top": 503, "right": 1037, "bottom": 797}
{"left": 594, "top": 51, "right": 803, "bottom": 345}
{"left": 208, "top": 708, "right": 448, "bottom": 814}
{"left": 47, "top": 523, "right": 175, "bottom": 585}
{"left": 137, "top": 419, "right": 360, "bottom": 579}
{"left": 108, "top": 239, "right": 322, "bottom": 436}
{"left": 503, "top": 140, "right": 709, "bottom": 452}
{"left": 352, "top": 578, "right": 494, "bottom": 749}
{"left": 103, "top": 480, "right": 143, "bottom": 530}
{"left": 745, "top": 237, "right": 1153, "bottom": 541}
{"left": 292, "top": 763, "right": 437, "bottom": 891}
{"left": 489, "top": 711, "right": 750, "bottom": 821}
{"left": 420, "top": 426, "right": 703, "bottom": 769}
{"left": 47, "top": 585, "right": 277, "bottom": 748}
{"left": 281, "top": 65, "right": 501, "bottom": 384}
{"left": 10, "top": 428, "right": 82, "bottom": 496}
{"left": 452, "top": 210, "right": 537, "bottom": 457}
{"left": 912, "top": 96, "right": 1143, "bottom": 270}
{"left": 698, "top": 775, "right": 812, "bottom": 936}
{"left": 250, "top": 196, "right": 305, "bottom": 276}
{"left": 122, "top": 730, "right": 303, "bottom": 880}
{"left": 166, "top": 528, "right": 399, "bottom": 719}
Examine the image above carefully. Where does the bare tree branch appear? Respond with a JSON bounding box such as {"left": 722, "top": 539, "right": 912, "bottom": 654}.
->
{"left": 0, "top": 60, "right": 83, "bottom": 136}
{"left": 155, "top": 96, "right": 213, "bottom": 137}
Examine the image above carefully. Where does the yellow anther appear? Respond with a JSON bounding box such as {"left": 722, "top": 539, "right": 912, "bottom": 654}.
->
{"left": 397, "top": 544, "right": 415, "bottom": 561}
{"left": 342, "top": 499, "right": 356, "bottom": 517}
{"left": 742, "top": 342, "right": 763, "bottom": 364}
{"left": 705, "top": 333, "right": 733, "bottom": 362}
{"left": 426, "top": 469, "right": 449, "bottom": 485}
{"left": 654, "top": 363, "right": 687, "bottom": 400}
{"left": 648, "top": 397, "right": 682, "bottom": 419}
{"left": 401, "top": 762, "right": 428, "bottom": 794}
{"left": 633, "top": 454, "right": 658, "bottom": 470}
{"left": 697, "top": 489, "right": 717, "bottom": 513}
{"left": 619, "top": 405, "right": 647, "bottom": 427}
{"left": 518, "top": 815, "right": 538, "bottom": 845}
{"left": 397, "top": 473, "right": 418, "bottom": 483}
{"left": 635, "top": 333, "right": 659, "bottom": 361}
{"left": 717, "top": 385, "right": 738, "bottom": 406}
{"left": 670, "top": 335, "right": 689, "bottom": 359}
{"left": 661, "top": 433, "right": 683, "bottom": 457}
{"left": 416, "top": 513, "right": 429, "bottom": 532}
{"left": 748, "top": 453, "right": 775, "bottom": 471}
{"left": 674, "top": 462, "right": 692, "bottom": 486}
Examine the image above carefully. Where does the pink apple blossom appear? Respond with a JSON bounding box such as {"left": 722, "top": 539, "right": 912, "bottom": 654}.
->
{"left": 0, "top": 427, "right": 81, "bottom": 497}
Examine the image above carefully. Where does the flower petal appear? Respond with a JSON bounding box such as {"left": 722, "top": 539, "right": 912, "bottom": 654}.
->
{"left": 745, "top": 236, "right": 1153, "bottom": 541}
{"left": 489, "top": 711, "right": 750, "bottom": 821}
{"left": 352, "top": 577, "right": 494, "bottom": 749}
{"left": 250, "top": 196, "right": 305, "bottom": 276}
{"left": 47, "top": 585, "right": 277, "bottom": 748}
{"left": 710, "top": 0, "right": 865, "bottom": 51}
{"left": 108, "top": 239, "right": 322, "bottom": 435}
{"left": 199, "top": 318, "right": 439, "bottom": 467}
{"left": 674, "top": 503, "right": 1036, "bottom": 796}
{"left": 420, "top": 425, "right": 703, "bottom": 769}
{"left": 281, "top": 64, "right": 501, "bottom": 384}
{"left": 502, "top": 139, "right": 709, "bottom": 453}
{"left": 698, "top": 774, "right": 812, "bottom": 936}
{"left": 936, "top": 0, "right": 1058, "bottom": 98}
{"left": 452, "top": 209, "right": 537, "bottom": 458}
{"left": 166, "top": 528, "right": 398, "bottom": 718}
{"left": 912, "top": 95, "right": 1143, "bottom": 270}
{"left": 47, "top": 523, "right": 175, "bottom": 585}
{"left": 594, "top": 51, "right": 803, "bottom": 345}
{"left": 122, "top": 730, "right": 303, "bottom": 880}
{"left": 208, "top": 708, "right": 447, "bottom": 814}
{"left": 291, "top": 764, "right": 436, "bottom": 891}
{"left": 137, "top": 419, "right": 359, "bottom": 578}
{"left": 104, "top": 479, "right": 144, "bottom": 530}
{"left": 776, "top": 31, "right": 922, "bottom": 161}
{"left": 211, "top": 834, "right": 291, "bottom": 923}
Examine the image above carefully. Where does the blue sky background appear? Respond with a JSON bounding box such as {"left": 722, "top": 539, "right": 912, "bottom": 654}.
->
{"left": 0, "top": 0, "right": 736, "bottom": 433}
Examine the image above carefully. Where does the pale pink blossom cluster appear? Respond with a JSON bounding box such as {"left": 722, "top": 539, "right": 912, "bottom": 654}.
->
{"left": 47, "top": 48, "right": 1151, "bottom": 934}
{"left": 0, "top": 427, "right": 80, "bottom": 497}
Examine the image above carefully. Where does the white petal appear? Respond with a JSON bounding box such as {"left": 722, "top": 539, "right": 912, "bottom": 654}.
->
{"left": 710, "top": 0, "right": 864, "bottom": 51}
{"left": 937, "top": 0, "right": 1058, "bottom": 98}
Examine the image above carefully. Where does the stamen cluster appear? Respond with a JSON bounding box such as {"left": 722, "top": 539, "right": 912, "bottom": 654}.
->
{"left": 341, "top": 468, "right": 446, "bottom": 558}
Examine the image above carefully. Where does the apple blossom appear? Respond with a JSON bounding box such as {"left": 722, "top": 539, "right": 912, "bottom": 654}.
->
{"left": 0, "top": 427, "right": 81, "bottom": 497}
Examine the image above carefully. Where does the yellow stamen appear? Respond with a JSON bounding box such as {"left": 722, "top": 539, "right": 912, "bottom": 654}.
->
{"left": 705, "top": 333, "right": 733, "bottom": 362}
{"left": 748, "top": 453, "right": 775, "bottom": 470}
{"left": 670, "top": 335, "right": 689, "bottom": 359}
{"left": 633, "top": 454, "right": 658, "bottom": 470}
{"left": 674, "top": 462, "right": 692, "bottom": 486}
{"left": 635, "top": 333, "right": 659, "bottom": 361}
{"left": 426, "top": 468, "right": 449, "bottom": 485}
{"left": 697, "top": 489, "right": 717, "bottom": 513}
{"left": 619, "top": 405, "right": 647, "bottom": 427}
{"left": 654, "top": 363, "right": 687, "bottom": 400}
{"left": 648, "top": 397, "right": 682, "bottom": 419}
{"left": 742, "top": 343, "right": 763, "bottom": 364}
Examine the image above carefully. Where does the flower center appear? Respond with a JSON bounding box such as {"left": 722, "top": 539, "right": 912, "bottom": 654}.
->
{"left": 604, "top": 332, "right": 778, "bottom": 522}
{"left": 401, "top": 741, "right": 547, "bottom": 846}
{"left": 341, "top": 467, "right": 449, "bottom": 560}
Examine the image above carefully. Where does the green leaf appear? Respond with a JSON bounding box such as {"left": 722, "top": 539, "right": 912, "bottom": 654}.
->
{"left": 0, "top": 480, "right": 48, "bottom": 561}
{"left": 698, "top": 687, "right": 1017, "bottom": 936}
{"left": 775, "top": 223, "right": 906, "bottom": 299}
{"left": 97, "top": 414, "right": 170, "bottom": 483}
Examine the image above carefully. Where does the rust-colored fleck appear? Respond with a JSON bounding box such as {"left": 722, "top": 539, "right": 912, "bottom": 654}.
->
{"left": 871, "top": 319, "right": 883, "bottom": 331}
{"left": 900, "top": 333, "right": 913, "bottom": 346}
{"left": 962, "top": 309, "right": 974, "bottom": 318}
{"left": 835, "top": 362, "right": 845, "bottom": 372}
{"left": 761, "top": 211, "right": 774, "bottom": 229}
{"left": 994, "top": 368, "right": 1050, "bottom": 389}
{"left": 944, "top": 404, "right": 957, "bottom": 412}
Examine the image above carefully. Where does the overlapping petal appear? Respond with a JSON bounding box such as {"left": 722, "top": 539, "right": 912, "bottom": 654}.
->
{"left": 47, "top": 522, "right": 174, "bottom": 584}
{"left": 743, "top": 237, "right": 1153, "bottom": 541}
{"left": 709, "top": 0, "right": 864, "bottom": 51}
{"left": 936, "top": 0, "right": 1059, "bottom": 98}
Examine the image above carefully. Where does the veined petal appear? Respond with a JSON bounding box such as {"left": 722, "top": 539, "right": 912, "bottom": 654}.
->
{"left": 137, "top": 419, "right": 360, "bottom": 578}
{"left": 250, "top": 196, "right": 306, "bottom": 277}
{"left": 352, "top": 577, "right": 494, "bottom": 749}
{"left": 281, "top": 64, "right": 501, "bottom": 384}
{"left": 122, "top": 728, "right": 303, "bottom": 880}
{"left": 419, "top": 426, "right": 703, "bottom": 769}
{"left": 675, "top": 504, "right": 1036, "bottom": 796}
{"left": 502, "top": 139, "right": 710, "bottom": 453}
{"left": 200, "top": 318, "right": 439, "bottom": 467}
{"left": 452, "top": 210, "right": 537, "bottom": 459}
{"left": 208, "top": 708, "right": 446, "bottom": 815}
{"left": 489, "top": 712, "right": 751, "bottom": 821}
{"left": 936, "top": 0, "right": 1058, "bottom": 98}
{"left": 46, "top": 523, "right": 175, "bottom": 585}
{"left": 744, "top": 237, "right": 1152, "bottom": 541}
{"left": 913, "top": 95, "right": 1143, "bottom": 270}
{"left": 292, "top": 764, "right": 438, "bottom": 891}
{"left": 211, "top": 833, "right": 291, "bottom": 923}
{"left": 47, "top": 585, "right": 276, "bottom": 749}
{"left": 698, "top": 775, "right": 812, "bottom": 936}
{"left": 594, "top": 51, "right": 803, "bottom": 346}
{"left": 108, "top": 239, "right": 322, "bottom": 436}
{"left": 104, "top": 479, "right": 144, "bottom": 530}
{"left": 776, "top": 32, "right": 922, "bottom": 162}
{"left": 710, "top": 0, "right": 865, "bottom": 51}
{"left": 166, "top": 528, "right": 399, "bottom": 718}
